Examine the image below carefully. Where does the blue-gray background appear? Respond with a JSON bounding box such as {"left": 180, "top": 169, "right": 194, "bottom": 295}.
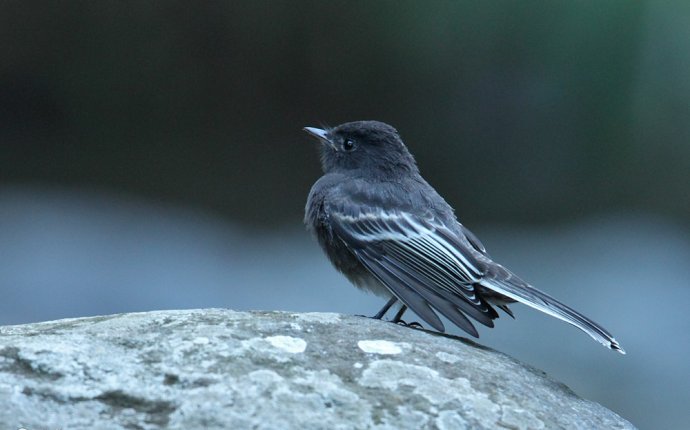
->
{"left": 2, "top": 2, "right": 689, "bottom": 429}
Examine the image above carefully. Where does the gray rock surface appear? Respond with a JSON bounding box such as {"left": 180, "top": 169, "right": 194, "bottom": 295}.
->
{"left": 0, "top": 309, "right": 634, "bottom": 429}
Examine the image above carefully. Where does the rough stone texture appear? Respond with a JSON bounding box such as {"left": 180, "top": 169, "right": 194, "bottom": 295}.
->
{"left": 0, "top": 309, "right": 635, "bottom": 430}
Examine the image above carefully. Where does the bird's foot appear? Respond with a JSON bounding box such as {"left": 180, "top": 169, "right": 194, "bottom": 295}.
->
{"left": 395, "top": 320, "right": 424, "bottom": 329}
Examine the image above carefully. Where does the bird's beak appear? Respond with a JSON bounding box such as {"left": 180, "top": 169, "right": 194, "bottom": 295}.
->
{"left": 303, "top": 126, "right": 337, "bottom": 151}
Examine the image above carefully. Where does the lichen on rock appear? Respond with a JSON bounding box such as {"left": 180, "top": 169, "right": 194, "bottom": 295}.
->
{"left": 0, "top": 309, "right": 635, "bottom": 429}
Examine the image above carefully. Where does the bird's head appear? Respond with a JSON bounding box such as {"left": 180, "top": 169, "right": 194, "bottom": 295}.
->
{"left": 304, "top": 121, "right": 418, "bottom": 178}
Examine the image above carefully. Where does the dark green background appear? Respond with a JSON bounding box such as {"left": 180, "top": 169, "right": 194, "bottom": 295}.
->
{"left": 3, "top": 1, "right": 688, "bottom": 227}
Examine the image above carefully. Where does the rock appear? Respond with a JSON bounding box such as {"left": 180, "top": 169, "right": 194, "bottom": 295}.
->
{"left": 0, "top": 309, "right": 634, "bottom": 429}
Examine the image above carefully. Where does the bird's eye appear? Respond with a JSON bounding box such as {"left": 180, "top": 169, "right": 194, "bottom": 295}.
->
{"left": 342, "top": 139, "right": 356, "bottom": 151}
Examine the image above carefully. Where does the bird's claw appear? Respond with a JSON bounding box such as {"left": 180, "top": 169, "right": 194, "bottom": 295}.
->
{"left": 395, "top": 319, "right": 424, "bottom": 329}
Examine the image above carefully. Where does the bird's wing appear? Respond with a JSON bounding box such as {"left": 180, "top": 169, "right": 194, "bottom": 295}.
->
{"left": 460, "top": 224, "right": 487, "bottom": 254}
{"left": 328, "top": 201, "right": 498, "bottom": 337}
{"left": 328, "top": 198, "right": 624, "bottom": 353}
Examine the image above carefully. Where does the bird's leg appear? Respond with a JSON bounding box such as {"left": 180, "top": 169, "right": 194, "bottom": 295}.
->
{"left": 391, "top": 305, "right": 423, "bottom": 329}
{"left": 357, "top": 297, "right": 397, "bottom": 318}
{"left": 391, "top": 305, "right": 408, "bottom": 323}
{"left": 370, "top": 299, "right": 424, "bottom": 330}
{"left": 372, "top": 297, "right": 398, "bottom": 319}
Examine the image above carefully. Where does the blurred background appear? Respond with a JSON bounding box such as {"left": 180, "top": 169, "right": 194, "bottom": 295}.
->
{"left": 1, "top": 1, "right": 689, "bottom": 428}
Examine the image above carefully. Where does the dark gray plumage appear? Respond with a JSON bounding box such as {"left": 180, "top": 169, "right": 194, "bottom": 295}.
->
{"left": 304, "top": 120, "right": 624, "bottom": 353}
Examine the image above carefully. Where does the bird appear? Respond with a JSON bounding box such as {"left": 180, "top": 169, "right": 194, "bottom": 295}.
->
{"left": 303, "top": 120, "right": 624, "bottom": 354}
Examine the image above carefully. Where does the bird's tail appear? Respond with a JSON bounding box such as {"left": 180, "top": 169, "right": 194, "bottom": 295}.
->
{"left": 481, "top": 269, "right": 625, "bottom": 354}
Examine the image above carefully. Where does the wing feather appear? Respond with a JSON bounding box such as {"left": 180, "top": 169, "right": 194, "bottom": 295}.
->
{"left": 358, "top": 252, "right": 445, "bottom": 332}
{"left": 382, "top": 242, "right": 495, "bottom": 326}
{"left": 376, "top": 253, "right": 480, "bottom": 336}
{"left": 330, "top": 206, "right": 498, "bottom": 336}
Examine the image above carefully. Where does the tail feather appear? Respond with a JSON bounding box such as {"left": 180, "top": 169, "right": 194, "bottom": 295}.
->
{"left": 497, "top": 304, "right": 515, "bottom": 319}
{"left": 481, "top": 271, "right": 625, "bottom": 354}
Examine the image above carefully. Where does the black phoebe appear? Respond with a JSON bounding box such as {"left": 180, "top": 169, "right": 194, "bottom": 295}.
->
{"left": 304, "top": 120, "right": 624, "bottom": 353}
